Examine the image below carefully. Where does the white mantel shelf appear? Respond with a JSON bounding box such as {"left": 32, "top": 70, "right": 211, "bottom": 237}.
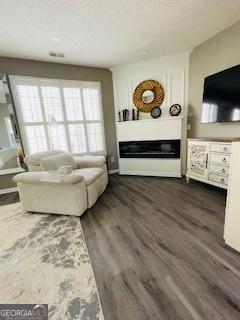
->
{"left": 116, "top": 116, "right": 183, "bottom": 124}
{"left": 116, "top": 117, "right": 182, "bottom": 177}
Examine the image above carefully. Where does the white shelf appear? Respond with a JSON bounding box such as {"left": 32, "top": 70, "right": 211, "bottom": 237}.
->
{"left": 116, "top": 116, "right": 183, "bottom": 125}
{"left": 0, "top": 167, "right": 25, "bottom": 176}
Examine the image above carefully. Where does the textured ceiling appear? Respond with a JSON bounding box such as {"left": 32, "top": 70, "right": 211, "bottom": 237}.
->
{"left": 0, "top": 0, "right": 239, "bottom": 68}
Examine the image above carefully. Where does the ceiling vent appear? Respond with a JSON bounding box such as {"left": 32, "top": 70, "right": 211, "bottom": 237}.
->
{"left": 49, "top": 51, "right": 65, "bottom": 58}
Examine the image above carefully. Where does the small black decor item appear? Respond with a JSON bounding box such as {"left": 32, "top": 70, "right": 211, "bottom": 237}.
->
{"left": 124, "top": 109, "right": 129, "bottom": 121}
{"left": 119, "top": 108, "right": 139, "bottom": 121}
{"left": 131, "top": 108, "right": 139, "bottom": 120}
{"left": 132, "top": 108, "right": 136, "bottom": 120}
{"left": 122, "top": 109, "right": 126, "bottom": 121}
{"left": 151, "top": 107, "right": 161, "bottom": 118}
{"left": 120, "top": 109, "right": 129, "bottom": 121}
{"left": 118, "top": 111, "right": 122, "bottom": 122}
{"left": 170, "top": 104, "right": 181, "bottom": 116}
{"left": 137, "top": 109, "right": 140, "bottom": 120}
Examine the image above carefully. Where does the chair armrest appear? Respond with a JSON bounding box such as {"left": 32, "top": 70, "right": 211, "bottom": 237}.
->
{"left": 75, "top": 155, "right": 106, "bottom": 169}
{"left": 13, "top": 172, "right": 84, "bottom": 185}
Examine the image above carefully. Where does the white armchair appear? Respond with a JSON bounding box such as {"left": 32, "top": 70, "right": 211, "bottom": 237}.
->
{"left": 24, "top": 150, "right": 107, "bottom": 172}
{"left": 13, "top": 150, "right": 108, "bottom": 216}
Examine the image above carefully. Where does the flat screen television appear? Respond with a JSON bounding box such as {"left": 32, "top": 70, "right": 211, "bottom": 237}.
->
{"left": 201, "top": 65, "right": 240, "bottom": 123}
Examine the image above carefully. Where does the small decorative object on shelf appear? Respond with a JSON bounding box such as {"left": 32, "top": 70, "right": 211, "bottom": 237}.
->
{"left": 169, "top": 104, "right": 181, "bottom": 116}
{"left": 137, "top": 109, "right": 140, "bottom": 120}
{"left": 118, "top": 111, "right": 122, "bottom": 122}
{"left": 118, "top": 108, "right": 139, "bottom": 121}
{"left": 118, "top": 109, "right": 130, "bottom": 121}
{"left": 151, "top": 107, "right": 161, "bottom": 118}
{"left": 123, "top": 109, "right": 129, "bottom": 121}
{"left": 132, "top": 108, "right": 140, "bottom": 121}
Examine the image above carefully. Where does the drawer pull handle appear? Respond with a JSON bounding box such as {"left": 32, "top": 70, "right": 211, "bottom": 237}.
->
{"left": 223, "top": 147, "right": 228, "bottom": 152}
{"left": 220, "top": 178, "right": 225, "bottom": 183}
{"left": 222, "top": 158, "right": 227, "bottom": 163}
{"left": 221, "top": 168, "right": 226, "bottom": 173}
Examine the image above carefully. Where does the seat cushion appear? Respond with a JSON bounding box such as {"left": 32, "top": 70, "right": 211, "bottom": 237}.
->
{"left": 40, "top": 153, "right": 77, "bottom": 171}
{"left": 75, "top": 155, "right": 106, "bottom": 168}
{"left": 74, "top": 167, "right": 104, "bottom": 185}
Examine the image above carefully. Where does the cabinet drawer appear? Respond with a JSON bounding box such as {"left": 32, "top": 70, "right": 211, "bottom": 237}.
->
{"left": 210, "top": 153, "right": 231, "bottom": 166}
{"left": 209, "top": 173, "right": 228, "bottom": 186}
{"left": 209, "top": 164, "right": 229, "bottom": 176}
{"left": 210, "top": 143, "right": 231, "bottom": 154}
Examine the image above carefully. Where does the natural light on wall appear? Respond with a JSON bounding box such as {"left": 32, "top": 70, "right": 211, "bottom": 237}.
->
{"left": 10, "top": 76, "right": 106, "bottom": 155}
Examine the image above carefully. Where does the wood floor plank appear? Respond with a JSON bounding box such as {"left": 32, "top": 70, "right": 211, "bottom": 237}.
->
{"left": 0, "top": 192, "right": 19, "bottom": 206}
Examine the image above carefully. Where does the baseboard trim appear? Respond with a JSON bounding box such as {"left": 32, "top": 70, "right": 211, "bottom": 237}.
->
{"left": 0, "top": 187, "right": 18, "bottom": 195}
{"left": 119, "top": 170, "right": 182, "bottom": 178}
{"left": 108, "top": 169, "right": 119, "bottom": 174}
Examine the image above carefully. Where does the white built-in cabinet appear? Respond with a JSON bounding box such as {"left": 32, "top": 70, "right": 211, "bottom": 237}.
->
{"left": 187, "top": 138, "right": 240, "bottom": 253}
{"left": 187, "top": 139, "right": 232, "bottom": 189}
{"left": 224, "top": 140, "right": 240, "bottom": 252}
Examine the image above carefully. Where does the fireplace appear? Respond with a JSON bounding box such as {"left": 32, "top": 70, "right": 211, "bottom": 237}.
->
{"left": 119, "top": 139, "right": 180, "bottom": 159}
{"left": 117, "top": 117, "right": 182, "bottom": 177}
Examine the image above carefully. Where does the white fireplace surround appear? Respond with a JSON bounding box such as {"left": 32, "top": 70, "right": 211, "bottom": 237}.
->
{"left": 117, "top": 117, "right": 182, "bottom": 177}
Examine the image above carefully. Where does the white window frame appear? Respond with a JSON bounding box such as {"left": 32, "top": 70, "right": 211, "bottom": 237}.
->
{"left": 10, "top": 75, "right": 106, "bottom": 156}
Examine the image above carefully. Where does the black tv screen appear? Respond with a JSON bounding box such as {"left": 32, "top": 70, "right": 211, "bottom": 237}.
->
{"left": 201, "top": 65, "right": 240, "bottom": 123}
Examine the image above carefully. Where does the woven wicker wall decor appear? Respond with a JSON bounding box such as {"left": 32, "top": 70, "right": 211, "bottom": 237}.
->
{"left": 133, "top": 80, "right": 164, "bottom": 113}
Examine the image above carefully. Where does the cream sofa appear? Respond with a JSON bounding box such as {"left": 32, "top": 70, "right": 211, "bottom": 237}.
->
{"left": 13, "top": 150, "right": 108, "bottom": 216}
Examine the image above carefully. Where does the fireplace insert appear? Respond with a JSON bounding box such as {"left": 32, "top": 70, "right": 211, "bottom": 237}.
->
{"left": 119, "top": 139, "right": 180, "bottom": 158}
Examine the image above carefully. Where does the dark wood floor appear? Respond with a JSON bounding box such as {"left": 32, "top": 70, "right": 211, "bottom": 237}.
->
{"left": 1, "top": 175, "right": 240, "bottom": 319}
{"left": 0, "top": 191, "right": 19, "bottom": 206}
{"left": 82, "top": 175, "right": 240, "bottom": 320}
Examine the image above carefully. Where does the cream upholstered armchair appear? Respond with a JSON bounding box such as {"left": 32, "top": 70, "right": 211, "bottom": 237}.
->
{"left": 24, "top": 150, "right": 107, "bottom": 173}
{"left": 13, "top": 150, "right": 108, "bottom": 216}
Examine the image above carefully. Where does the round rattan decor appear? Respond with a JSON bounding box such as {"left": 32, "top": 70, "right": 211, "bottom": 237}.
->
{"left": 133, "top": 79, "right": 164, "bottom": 113}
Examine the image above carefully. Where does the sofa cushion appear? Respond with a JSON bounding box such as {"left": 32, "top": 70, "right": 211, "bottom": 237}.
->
{"left": 24, "top": 150, "right": 64, "bottom": 166}
{"left": 74, "top": 167, "right": 104, "bottom": 185}
{"left": 40, "top": 153, "right": 77, "bottom": 171}
{"left": 75, "top": 155, "right": 106, "bottom": 168}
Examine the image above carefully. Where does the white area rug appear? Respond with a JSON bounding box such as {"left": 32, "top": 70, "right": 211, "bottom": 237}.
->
{"left": 0, "top": 203, "right": 104, "bottom": 320}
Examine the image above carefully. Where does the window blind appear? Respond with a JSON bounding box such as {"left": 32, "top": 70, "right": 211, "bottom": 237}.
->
{"left": 10, "top": 76, "right": 106, "bottom": 156}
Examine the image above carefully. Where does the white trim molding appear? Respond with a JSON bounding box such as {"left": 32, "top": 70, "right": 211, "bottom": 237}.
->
{"left": 108, "top": 169, "right": 119, "bottom": 174}
{"left": 119, "top": 171, "right": 181, "bottom": 177}
{"left": 0, "top": 167, "right": 25, "bottom": 176}
{"left": 0, "top": 187, "right": 18, "bottom": 195}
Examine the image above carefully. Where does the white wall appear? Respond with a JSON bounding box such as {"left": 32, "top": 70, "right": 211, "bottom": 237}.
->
{"left": 111, "top": 51, "right": 190, "bottom": 173}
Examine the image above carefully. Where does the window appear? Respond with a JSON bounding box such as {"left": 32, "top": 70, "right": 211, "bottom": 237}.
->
{"left": 68, "top": 124, "right": 87, "bottom": 153}
{"left": 10, "top": 76, "right": 106, "bottom": 155}
{"left": 87, "top": 123, "right": 104, "bottom": 152}
{"left": 25, "top": 125, "right": 47, "bottom": 154}
{"left": 63, "top": 88, "right": 83, "bottom": 121}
